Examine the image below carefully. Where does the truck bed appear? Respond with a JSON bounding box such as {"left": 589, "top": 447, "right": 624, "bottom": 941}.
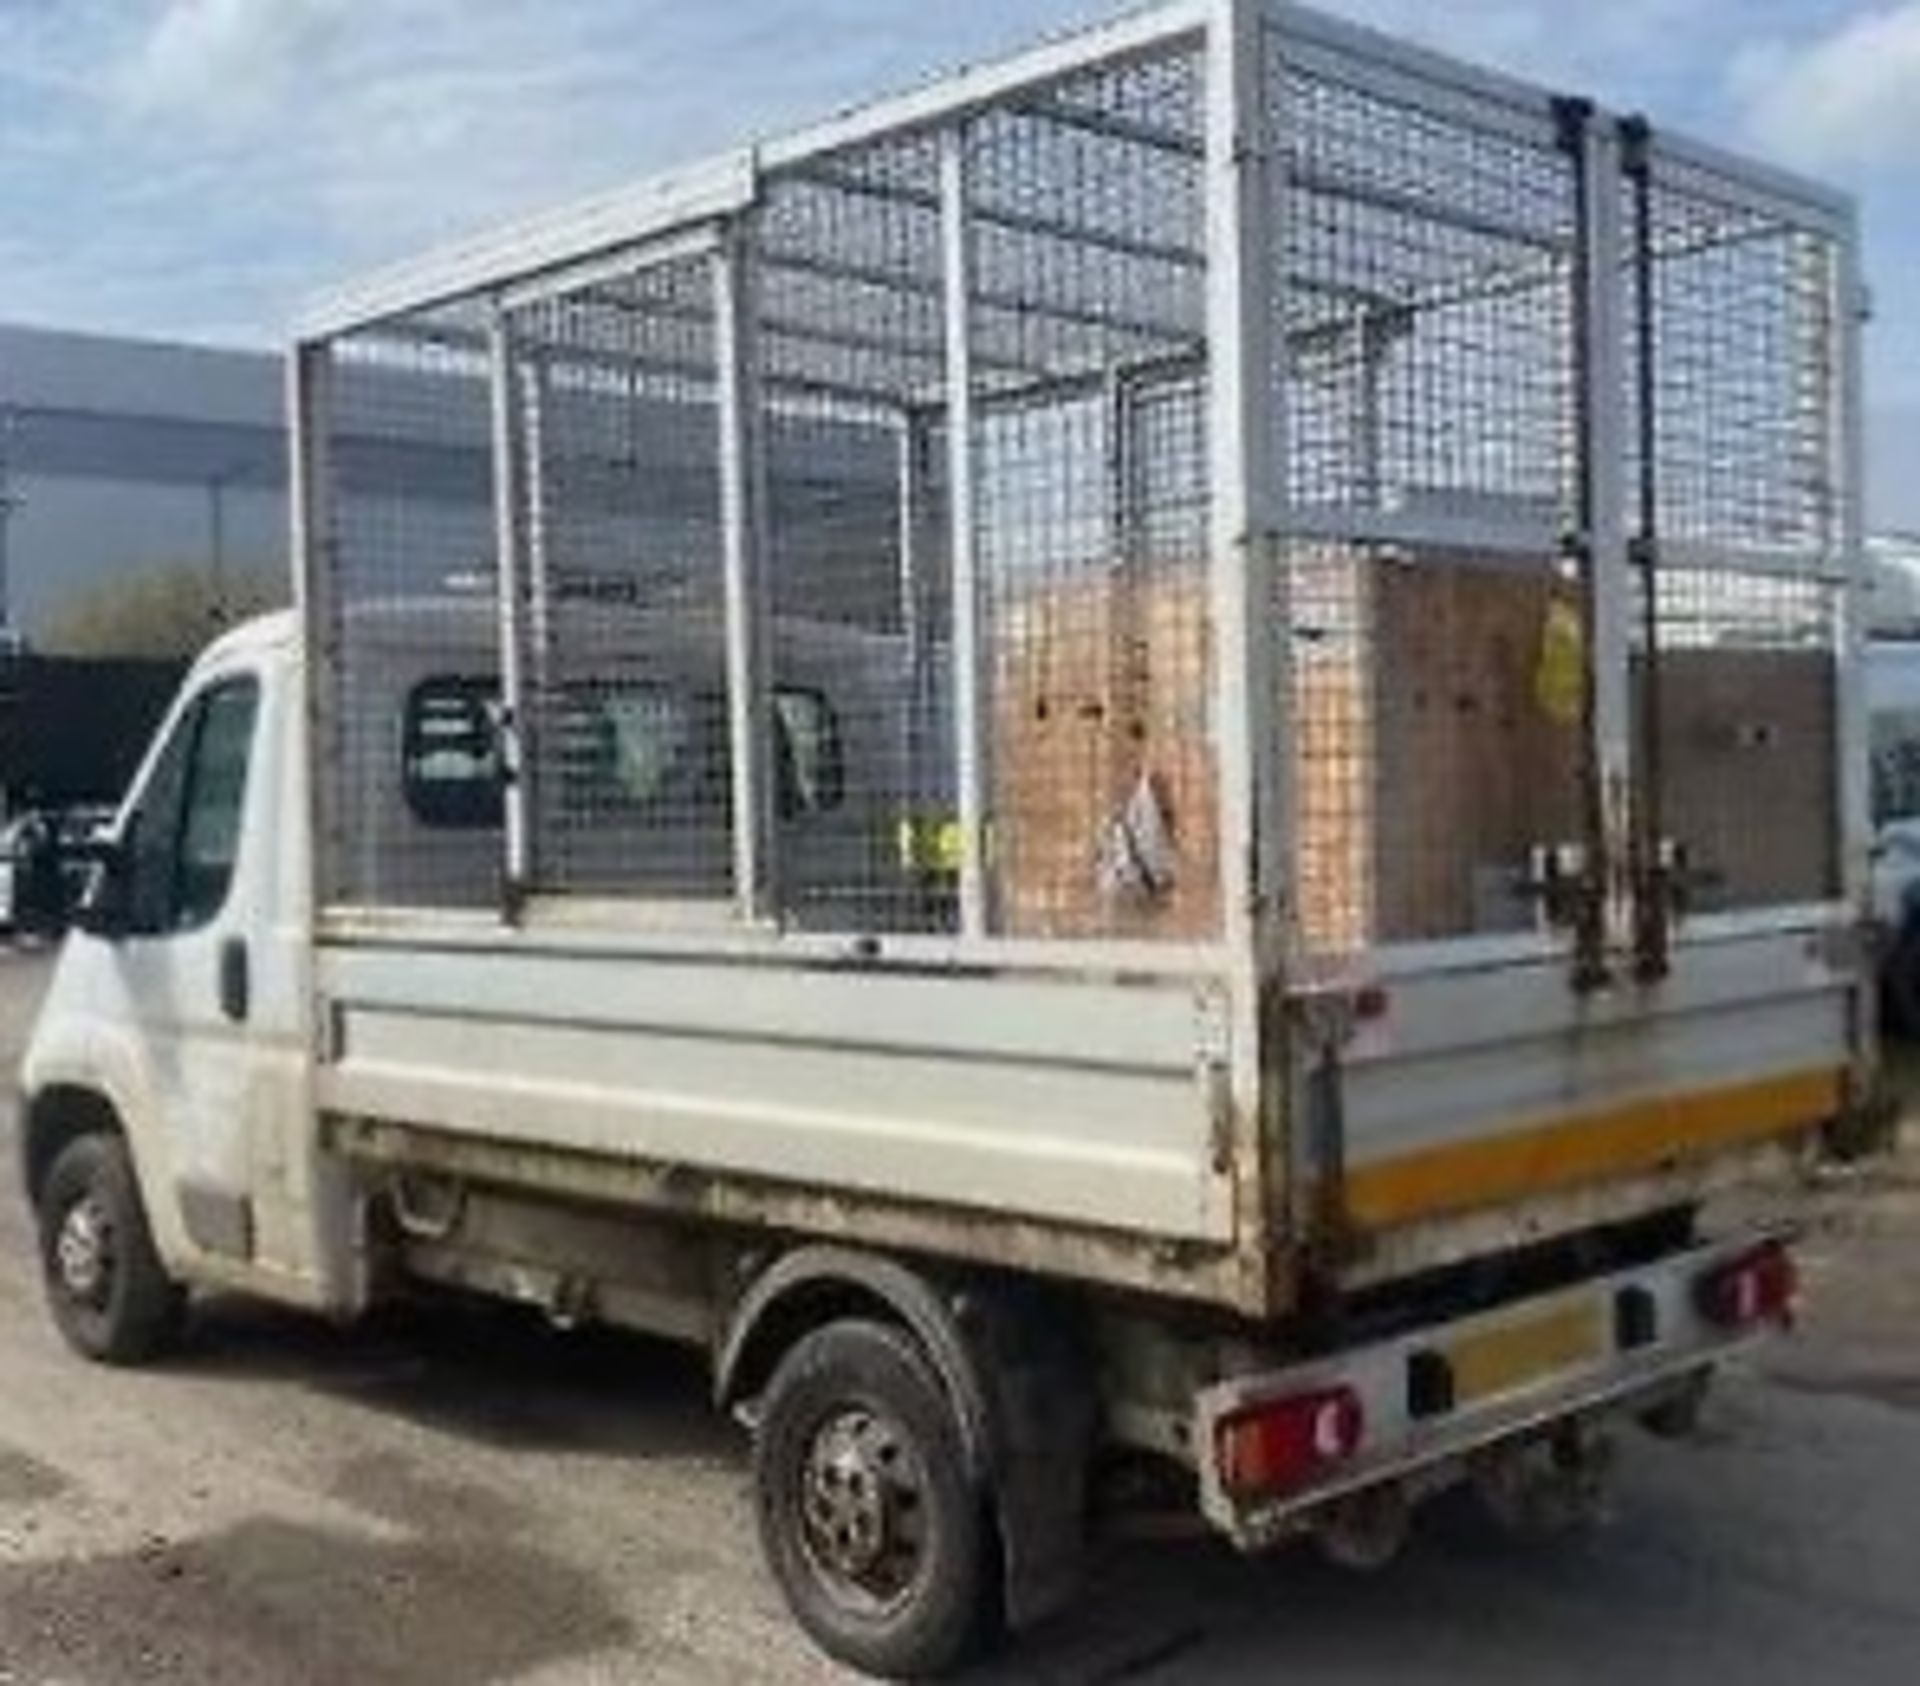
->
{"left": 316, "top": 909, "right": 1851, "bottom": 1319}
{"left": 316, "top": 916, "right": 1254, "bottom": 1305}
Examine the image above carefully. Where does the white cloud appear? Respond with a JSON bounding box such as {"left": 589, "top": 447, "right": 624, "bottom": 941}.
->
{"left": 1330, "top": 0, "right": 1740, "bottom": 104}
{"left": 1734, "top": 3, "right": 1920, "bottom": 171}
{"left": 0, "top": 0, "right": 1906, "bottom": 362}
{"left": 115, "top": 0, "right": 351, "bottom": 121}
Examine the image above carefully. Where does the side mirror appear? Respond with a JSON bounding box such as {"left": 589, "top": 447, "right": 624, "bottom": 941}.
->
{"left": 71, "top": 840, "right": 133, "bottom": 942}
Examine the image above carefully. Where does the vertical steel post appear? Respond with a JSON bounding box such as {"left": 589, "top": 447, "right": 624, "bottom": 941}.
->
{"left": 1207, "top": 0, "right": 1285, "bottom": 960}
{"left": 941, "top": 124, "right": 990, "bottom": 938}
{"left": 1561, "top": 100, "right": 1632, "bottom": 988}
{"left": 287, "top": 341, "right": 334, "bottom": 910}
{"left": 1207, "top": 0, "right": 1289, "bottom": 1307}
{"left": 1621, "top": 115, "right": 1669, "bottom": 982}
{"left": 715, "top": 225, "right": 778, "bottom": 923}
{"left": 488, "top": 309, "right": 534, "bottom": 913}
{"left": 1835, "top": 223, "right": 1871, "bottom": 922}
{"left": 1586, "top": 122, "right": 1635, "bottom": 974}
{"left": 1836, "top": 219, "right": 1876, "bottom": 1096}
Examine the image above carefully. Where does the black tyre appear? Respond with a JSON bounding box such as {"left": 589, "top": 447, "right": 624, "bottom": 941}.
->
{"left": 753, "top": 1319, "right": 991, "bottom": 1680}
{"left": 36, "top": 1133, "right": 184, "bottom": 1366}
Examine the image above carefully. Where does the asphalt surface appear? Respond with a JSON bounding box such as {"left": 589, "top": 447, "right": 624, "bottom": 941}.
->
{"left": 1, "top": 947, "right": 1918, "bottom": 1683}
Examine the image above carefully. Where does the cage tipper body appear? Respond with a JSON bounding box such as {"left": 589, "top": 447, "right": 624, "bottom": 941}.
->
{"left": 294, "top": 0, "right": 1867, "bottom": 1312}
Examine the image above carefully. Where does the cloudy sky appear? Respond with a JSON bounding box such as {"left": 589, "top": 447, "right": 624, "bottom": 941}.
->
{"left": 0, "top": 0, "right": 1915, "bottom": 523}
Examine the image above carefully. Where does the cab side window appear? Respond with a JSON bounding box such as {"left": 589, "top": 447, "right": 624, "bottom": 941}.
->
{"left": 125, "top": 677, "right": 261, "bottom": 935}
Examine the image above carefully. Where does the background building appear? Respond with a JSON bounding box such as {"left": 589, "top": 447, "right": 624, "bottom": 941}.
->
{"left": 0, "top": 317, "right": 1913, "bottom": 657}
{"left": 0, "top": 323, "right": 287, "bottom": 649}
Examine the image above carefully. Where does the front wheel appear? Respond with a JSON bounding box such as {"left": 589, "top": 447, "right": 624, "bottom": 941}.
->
{"left": 36, "top": 1133, "right": 184, "bottom": 1366}
{"left": 753, "top": 1319, "right": 992, "bottom": 1679}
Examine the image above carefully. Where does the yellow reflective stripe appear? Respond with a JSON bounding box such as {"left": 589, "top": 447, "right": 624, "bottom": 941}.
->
{"left": 1343, "top": 1066, "right": 1843, "bottom": 1231}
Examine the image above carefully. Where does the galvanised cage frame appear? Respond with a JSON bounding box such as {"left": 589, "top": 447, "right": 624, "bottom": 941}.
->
{"left": 291, "top": 0, "right": 1865, "bottom": 1007}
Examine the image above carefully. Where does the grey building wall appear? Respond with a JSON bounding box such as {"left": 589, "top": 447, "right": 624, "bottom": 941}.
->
{"left": 0, "top": 323, "right": 288, "bottom": 641}
{"left": 8, "top": 317, "right": 1897, "bottom": 650}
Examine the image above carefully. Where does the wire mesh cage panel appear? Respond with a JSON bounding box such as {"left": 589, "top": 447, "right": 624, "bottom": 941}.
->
{"left": 300, "top": 1, "right": 1855, "bottom": 964}
{"left": 1286, "top": 539, "right": 1585, "bottom": 951}
{"left": 1264, "top": 18, "right": 1585, "bottom": 955}
{"left": 1633, "top": 164, "right": 1840, "bottom": 562}
{"left": 754, "top": 134, "right": 958, "bottom": 933}
{"left": 1276, "top": 56, "right": 1577, "bottom": 525}
{"left": 306, "top": 24, "right": 1223, "bottom": 939}
{"left": 965, "top": 46, "right": 1216, "bottom": 940}
{"left": 1636, "top": 569, "right": 1839, "bottom": 911}
{"left": 320, "top": 302, "right": 502, "bottom": 910}
{"left": 504, "top": 255, "right": 736, "bottom": 902}
{"left": 1627, "top": 153, "right": 1845, "bottom": 913}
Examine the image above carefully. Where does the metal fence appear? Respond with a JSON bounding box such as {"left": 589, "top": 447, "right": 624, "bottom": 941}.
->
{"left": 298, "top": 0, "right": 1856, "bottom": 967}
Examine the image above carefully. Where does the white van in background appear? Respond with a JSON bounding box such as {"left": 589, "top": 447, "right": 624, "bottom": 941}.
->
{"left": 1871, "top": 642, "right": 1920, "bottom": 1027}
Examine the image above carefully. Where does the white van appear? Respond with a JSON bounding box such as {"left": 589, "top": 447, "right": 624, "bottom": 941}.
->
{"left": 1868, "top": 640, "right": 1920, "bottom": 1025}
{"left": 13, "top": 4, "right": 1872, "bottom": 1675}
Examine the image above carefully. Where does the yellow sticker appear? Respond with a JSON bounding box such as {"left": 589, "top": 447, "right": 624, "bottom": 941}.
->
{"left": 1535, "top": 598, "right": 1585, "bottom": 726}
{"left": 896, "top": 815, "right": 964, "bottom": 875}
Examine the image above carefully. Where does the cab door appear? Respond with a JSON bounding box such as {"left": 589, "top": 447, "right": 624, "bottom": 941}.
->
{"left": 106, "top": 663, "right": 283, "bottom": 1272}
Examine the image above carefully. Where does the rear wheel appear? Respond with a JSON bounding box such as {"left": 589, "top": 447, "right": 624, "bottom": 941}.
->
{"left": 36, "top": 1134, "right": 184, "bottom": 1365}
{"left": 753, "top": 1319, "right": 991, "bottom": 1679}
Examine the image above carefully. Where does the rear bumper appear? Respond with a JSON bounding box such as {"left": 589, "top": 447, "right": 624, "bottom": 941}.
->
{"left": 1195, "top": 1231, "right": 1784, "bottom": 1550}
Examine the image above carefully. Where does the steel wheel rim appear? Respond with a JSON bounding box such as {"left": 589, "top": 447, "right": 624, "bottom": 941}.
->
{"left": 794, "top": 1404, "right": 929, "bottom": 1615}
{"left": 55, "top": 1192, "right": 115, "bottom": 1306}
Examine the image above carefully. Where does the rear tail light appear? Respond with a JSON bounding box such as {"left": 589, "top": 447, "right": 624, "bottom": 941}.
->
{"left": 1216, "top": 1386, "right": 1365, "bottom": 1499}
{"left": 1697, "top": 1240, "right": 1798, "bottom": 1331}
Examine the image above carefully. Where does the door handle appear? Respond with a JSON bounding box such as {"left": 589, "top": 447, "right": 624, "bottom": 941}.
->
{"left": 219, "top": 936, "right": 250, "bottom": 1024}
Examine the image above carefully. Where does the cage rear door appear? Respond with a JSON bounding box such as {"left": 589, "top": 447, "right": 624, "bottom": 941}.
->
{"left": 1255, "top": 7, "right": 1863, "bottom": 1275}
{"left": 1621, "top": 130, "right": 1855, "bottom": 967}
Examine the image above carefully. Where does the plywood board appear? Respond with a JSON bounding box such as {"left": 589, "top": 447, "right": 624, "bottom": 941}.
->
{"left": 1368, "top": 561, "right": 1584, "bottom": 943}
{"left": 993, "top": 557, "right": 1595, "bottom": 950}
{"left": 992, "top": 567, "right": 1219, "bottom": 939}
{"left": 1643, "top": 647, "right": 1837, "bottom": 909}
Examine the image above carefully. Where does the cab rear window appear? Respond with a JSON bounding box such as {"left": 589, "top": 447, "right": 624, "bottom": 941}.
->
{"left": 402, "top": 676, "right": 843, "bottom": 830}
{"left": 402, "top": 678, "right": 504, "bottom": 829}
